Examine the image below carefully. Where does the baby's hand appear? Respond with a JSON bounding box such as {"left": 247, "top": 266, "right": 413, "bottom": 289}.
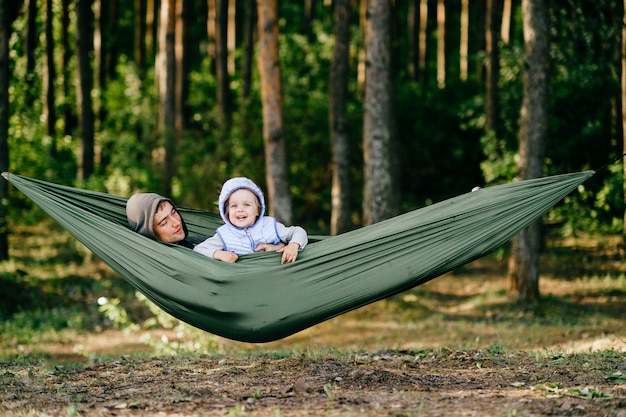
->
{"left": 254, "top": 242, "right": 286, "bottom": 252}
{"left": 277, "top": 242, "right": 300, "bottom": 264}
{"left": 213, "top": 250, "right": 238, "bottom": 263}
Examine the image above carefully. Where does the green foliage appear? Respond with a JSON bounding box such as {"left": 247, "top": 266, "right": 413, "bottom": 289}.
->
{"left": 3, "top": 0, "right": 624, "bottom": 237}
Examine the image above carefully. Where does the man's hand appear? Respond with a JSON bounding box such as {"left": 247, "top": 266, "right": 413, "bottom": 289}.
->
{"left": 213, "top": 250, "right": 238, "bottom": 263}
{"left": 276, "top": 242, "right": 300, "bottom": 264}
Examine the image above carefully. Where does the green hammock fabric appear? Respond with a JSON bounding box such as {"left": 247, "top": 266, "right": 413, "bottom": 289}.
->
{"left": 2, "top": 170, "right": 594, "bottom": 343}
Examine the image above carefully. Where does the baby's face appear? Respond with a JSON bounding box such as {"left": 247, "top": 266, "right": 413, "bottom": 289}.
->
{"left": 226, "top": 189, "right": 261, "bottom": 228}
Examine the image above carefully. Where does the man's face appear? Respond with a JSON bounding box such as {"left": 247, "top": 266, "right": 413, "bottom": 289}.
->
{"left": 153, "top": 201, "right": 185, "bottom": 243}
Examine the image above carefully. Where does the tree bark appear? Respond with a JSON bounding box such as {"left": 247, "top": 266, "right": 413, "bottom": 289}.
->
{"left": 134, "top": 0, "right": 147, "bottom": 72}
{"left": 241, "top": 0, "right": 256, "bottom": 100}
{"left": 61, "top": 0, "right": 75, "bottom": 136}
{"left": 329, "top": 0, "right": 352, "bottom": 235}
{"left": 362, "top": 0, "right": 396, "bottom": 226}
{"left": 157, "top": 0, "right": 177, "bottom": 196}
{"left": 407, "top": 0, "right": 419, "bottom": 81}
{"left": 436, "top": 0, "right": 445, "bottom": 88}
{"left": 485, "top": 0, "right": 502, "bottom": 134}
{"left": 44, "top": 0, "right": 57, "bottom": 156}
{"left": 24, "top": 0, "right": 37, "bottom": 107}
{"left": 216, "top": 0, "right": 232, "bottom": 124}
{"left": 0, "top": 0, "right": 10, "bottom": 260}
{"left": 622, "top": 0, "right": 626, "bottom": 246}
{"left": 508, "top": 0, "right": 549, "bottom": 303}
{"left": 76, "top": 0, "right": 95, "bottom": 180}
{"left": 418, "top": 0, "right": 428, "bottom": 85}
{"left": 257, "top": 0, "right": 292, "bottom": 224}
{"left": 460, "top": 0, "right": 469, "bottom": 81}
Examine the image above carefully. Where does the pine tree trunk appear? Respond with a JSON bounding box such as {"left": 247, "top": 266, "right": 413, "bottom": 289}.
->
{"left": 257, "top": 0, "right": 292, "bottom": 224}
{"left": 508, "top": 0, "right": 549, "bottom": 304}
{"left": 622, "top": 0, "right": 626, "bottom": 246}
{"left": 61, "top": 0, "right": 75, "bottom": 136}
{"left": 0, "top": 0, "right": 10, "bottom": 260}
{"left": 76, "top": 0, "right": 95, "bottom": 180}
{"left": 241, "top": 0, "right": 255, "bottom": 100}
{"left": 362, "top": 0, "right": 396, "bottom": 226}
{"left": 460, "top": 0, "right": 469, "bottom": 81}
{"left": 436, "top": 0, "right": 445, "bottom": 88}
{"left": 24, "top": 0, "right": 37, "bottom": 106}
{"left": 485, "top": 0, "right": 501, "bottom": 134}
{"left": 216, "top": 0, "right": 232, "bottom": 123}
{"left": 330, "top": 0, "right": 352, "bottom": 235}
{"left": 158, "top": 0, "right": 177, "bottom": 196}
{"left": 44, "top": 0, "right": 57, "bottom": 156}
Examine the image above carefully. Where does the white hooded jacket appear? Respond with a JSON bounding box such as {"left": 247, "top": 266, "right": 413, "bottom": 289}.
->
{"left": 193, "top": 177, "right": 307, "bottom": 259}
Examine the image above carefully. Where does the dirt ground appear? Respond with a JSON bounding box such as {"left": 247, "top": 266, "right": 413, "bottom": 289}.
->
{"left": 1, "top": 348, "right": 625, "bottom": 416}
{"left": 2, "top": 234, "right": 626, "bottom": 416}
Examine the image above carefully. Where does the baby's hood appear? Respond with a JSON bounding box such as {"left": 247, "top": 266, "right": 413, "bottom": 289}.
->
{"left": 218, "top": 177, "right": 266, "bottom": 225}
{"left": 126, "top": 192, "right": 188, "bottom": 240}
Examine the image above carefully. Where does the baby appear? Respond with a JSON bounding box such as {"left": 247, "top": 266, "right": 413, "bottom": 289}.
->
{"left": 193, "top": 177, "right": 307, "bottom": 264}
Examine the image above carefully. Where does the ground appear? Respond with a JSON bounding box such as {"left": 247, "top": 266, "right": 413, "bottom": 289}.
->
{"left": 1, "top": 230, "right": 626, "bottom": 416}
{"left": 2, "top": 349, "right": 626, "bottom": 416}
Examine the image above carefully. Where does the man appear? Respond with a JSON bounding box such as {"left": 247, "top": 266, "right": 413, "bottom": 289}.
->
{"left": 126, "top": 193, "right": 205, "bottom": 248}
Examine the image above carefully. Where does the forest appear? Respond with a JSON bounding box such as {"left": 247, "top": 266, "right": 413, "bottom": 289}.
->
{"left": 0, "top": 2, "right": 625, "bottom": 415}
{"left": 0, "top": 0, "right": 625, "bottom": 289}
{"left": 0, "top": 0, "right": 621, "bottom": 222}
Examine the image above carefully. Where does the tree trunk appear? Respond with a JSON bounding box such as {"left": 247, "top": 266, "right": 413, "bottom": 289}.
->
{"left": 0, "top": 0, "right": 10, "bottom": 260}
{"left": 157, "top": 0, "right": 177, "bottom": 196}
{"left": 362, "top": 0, "right": 396, "bottom": 226}
{"left": 44, "top": 0, "right": 57, "bottom": 156}
{"left": 418, "top": 0, "right": 428, "bottom": 85}
{"left": 485, "top": 0, "right": 502, "bottom": 134}
{"left": 134, "top": 0, "right": 147, "bottom": 72}
{"left": 329, "top": 0, "right": 351, "bottom": 235}
{"left": 61, "top": 0, "right": 75, "bottom": 136}
{"left": 436, "top": 0, "right": 445, "bottom": 88}
{"left": 622, "top": 0, "right": 626, "bottom": 246}
{"left": 24, "top": 0, "right": 37, "bottom": 107}
{"left": 146, "top": 0, "right": 156, "bottom": 60}
{"left": 257, "top": 0, "right": 292, "bottom": 224}
{"left": 241, "top": 0, "right": 255, "bottom": 100}
{"left": 227, "top": 0, "right": 236, "bottom": 75}
{"left": 76, "top": 0, "right": 95, "bottom": 180}
{"left": 508, "top": 0, "right": 549, "bottom": 303}
{"left": 460, "top": 0, "right": 468, "bottom": 81}
{"left": 407, "top": 0, "right": 418, "bottom": 81}
{"left": 216, "top": 0, "right": 232, "bottom": 123}
{"left": 501, "top": 0, "right": 512, "bottom": 45}
{"left": 303, "top": 0, "right": 315, "bottom": 40}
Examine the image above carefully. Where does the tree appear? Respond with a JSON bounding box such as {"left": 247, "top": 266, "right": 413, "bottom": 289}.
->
{"left": 436, "top": 0, "right": 445, "bottom": 88}
{"left": 507, "top": 0, "right": 549, "bottom": 303}
{"left": 44, "top": 0, "right": 57, "bottom": 156}
{"left": 362, "top": 0, "right": 397, "bottom": 226}
{"left": 24, "top": 0, "right": 37, "bottom": 107}
{"left": 215, "top": 0, "right": 232, "bottom": 127}
{"left": 460, "top": 0, "right": 468, "bottom": 81}
{"left": 485, "top": 0, "right": 502, "bottom": 134}
{"left": 257, "top": 0, "right": 291, "bottom": 224}
{"left": 623, "top": 0, "right": 626, "bottom": 245}
{"left": 241, "top": 0, "right": 256, "bottom": 101}
{"left": 61, "top": 0, "right": 75, "bottom": 137}
{"left": 76, "top": 0, "right": 95, "bottom": 180}
{"left": 157, "top": 0, "right": 177, "bottom": 195}
{"left": 0, "top": 0, "right": 10, "bottom": 260}
{"left": 329, "top": 0, "right": 352, "bottom": 235}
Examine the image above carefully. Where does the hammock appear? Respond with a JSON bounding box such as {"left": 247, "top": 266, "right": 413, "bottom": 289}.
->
{"left": 2, "top": 170, "right": 594, "bottom": 343}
